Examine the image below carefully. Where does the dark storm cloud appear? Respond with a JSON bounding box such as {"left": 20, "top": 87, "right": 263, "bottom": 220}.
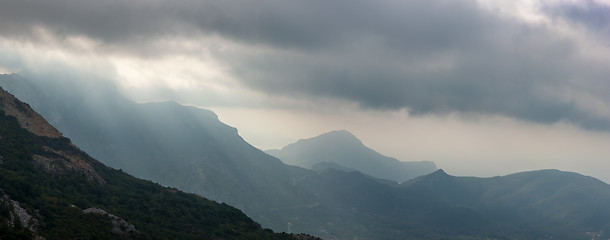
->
{"left": 217, "top": 0, "right": 610, "bottom": 130}
{"left": 0, "top": 0, "right": 485, "bottom": 50}
{"left": 0, "top": 0, "right": 143, "bottom": 41}
{"left": 1, "top": 0, "right": 609, "bottom": 129}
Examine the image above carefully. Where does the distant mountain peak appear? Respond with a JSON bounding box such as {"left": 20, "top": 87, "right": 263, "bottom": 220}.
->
{"left": 270, "top": 129, "right": 437, "bottom": 183}
{"left": 292, "top": 129, "right": 362, "bottom": 147}
{"left": 322, "top": 129, "right": 358, "bottom": 139}
{"left": 324, "top": 129, "right": 356, "bottom": 137}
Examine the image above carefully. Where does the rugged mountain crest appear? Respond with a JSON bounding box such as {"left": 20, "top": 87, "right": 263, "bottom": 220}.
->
{"left": 0, "top": 87, "right": 104, "bottom": 184}
{"left": 0, "top": 87, "right": 61, "bottom": 138}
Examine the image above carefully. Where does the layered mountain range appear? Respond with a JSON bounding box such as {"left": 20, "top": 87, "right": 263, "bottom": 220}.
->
{"left": 2, "top": 73, "right": 610, "bottom": 240}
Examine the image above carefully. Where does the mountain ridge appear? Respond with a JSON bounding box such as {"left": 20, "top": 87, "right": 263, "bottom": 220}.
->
{"left": 267, "top": 129, "right": 437, "bottom": 183}
{"left": 0, "top": 85, "right": 62, "bottom": 138}
{"left": 0, "top": 73, "right": 318, "bottom": 233}
{"left": 0, "top": 86, "right": 318, "bottom": 239}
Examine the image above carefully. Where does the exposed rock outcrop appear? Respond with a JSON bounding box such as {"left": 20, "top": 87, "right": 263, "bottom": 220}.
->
{"left": 291, "top": 233, "right": 323, "bottom": 240}
{"left": 83, "top": 207, "right": 136, "bottom": 235}
{"left": 0, "top": 188, "right": 45, "bottom": 240}
{"left": 33, "top": 146, "right": 105, "bottom": 184}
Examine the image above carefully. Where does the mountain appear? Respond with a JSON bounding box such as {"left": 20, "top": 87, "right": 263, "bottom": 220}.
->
{"left": 3, "top": 73, "right": 610, "bottom": 240}
{"left": 398, "top": 169, "right": 610, "bottom": 238}
{"left": 0, "top": 73, "right": 315, "bottom": 232}
{"left": 288, "top": 168, "right": 610, "bottom": 239}
{"left": 267, "top": 130, "right": 437, "bottom": 182}
{"left": 0, "top": 86, "right": 317, "bottom": 240}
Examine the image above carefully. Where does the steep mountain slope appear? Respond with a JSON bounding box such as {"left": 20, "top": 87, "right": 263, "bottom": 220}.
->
{"left": 0, "top": 87, "right": 309, "bottom": 240}
{"left": 267, "top": 130, "right": 437, "bottom": 182}
{"left": 0, "top": 73, "right": 314, "bottom": 231}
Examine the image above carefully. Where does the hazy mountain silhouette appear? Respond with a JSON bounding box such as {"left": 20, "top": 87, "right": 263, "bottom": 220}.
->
{"left": 402, "top": 169, "right": 610, "bottom": 237}
{"left": 288, "top": 168, "right": 610, "bottom": 239}
{"left": 267, "top": 130, "right": 437, "bottom": 182}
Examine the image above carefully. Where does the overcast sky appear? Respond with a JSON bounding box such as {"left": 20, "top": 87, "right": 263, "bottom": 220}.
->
{"left": 1, "top": 0, "right": 610, "bottom": 182}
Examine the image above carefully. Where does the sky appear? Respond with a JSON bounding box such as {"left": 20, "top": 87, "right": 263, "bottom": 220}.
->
{"left": 1, "top": 0, "right": 610, "bottom": 182}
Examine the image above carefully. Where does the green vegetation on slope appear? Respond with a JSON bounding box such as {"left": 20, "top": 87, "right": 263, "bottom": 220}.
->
{"left": 0, "top": 109, "right": 296, "bottom": 240}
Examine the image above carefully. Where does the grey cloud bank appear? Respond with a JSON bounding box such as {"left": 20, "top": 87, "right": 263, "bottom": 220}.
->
{"left": 1, "top": 0, "right": 610, "bottom": 131}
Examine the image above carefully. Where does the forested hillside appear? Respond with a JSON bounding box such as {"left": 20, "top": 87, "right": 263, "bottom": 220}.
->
{"left": 0, "top": 87, "right": 313, "bottom": 240}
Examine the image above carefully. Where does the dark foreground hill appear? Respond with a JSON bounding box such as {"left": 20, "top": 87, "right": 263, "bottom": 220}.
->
{"left": 0, "top": 87, "right": 316, "bottom": 239}
{"left": 267, "top": 130, "right": 436, "bottom": 182}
